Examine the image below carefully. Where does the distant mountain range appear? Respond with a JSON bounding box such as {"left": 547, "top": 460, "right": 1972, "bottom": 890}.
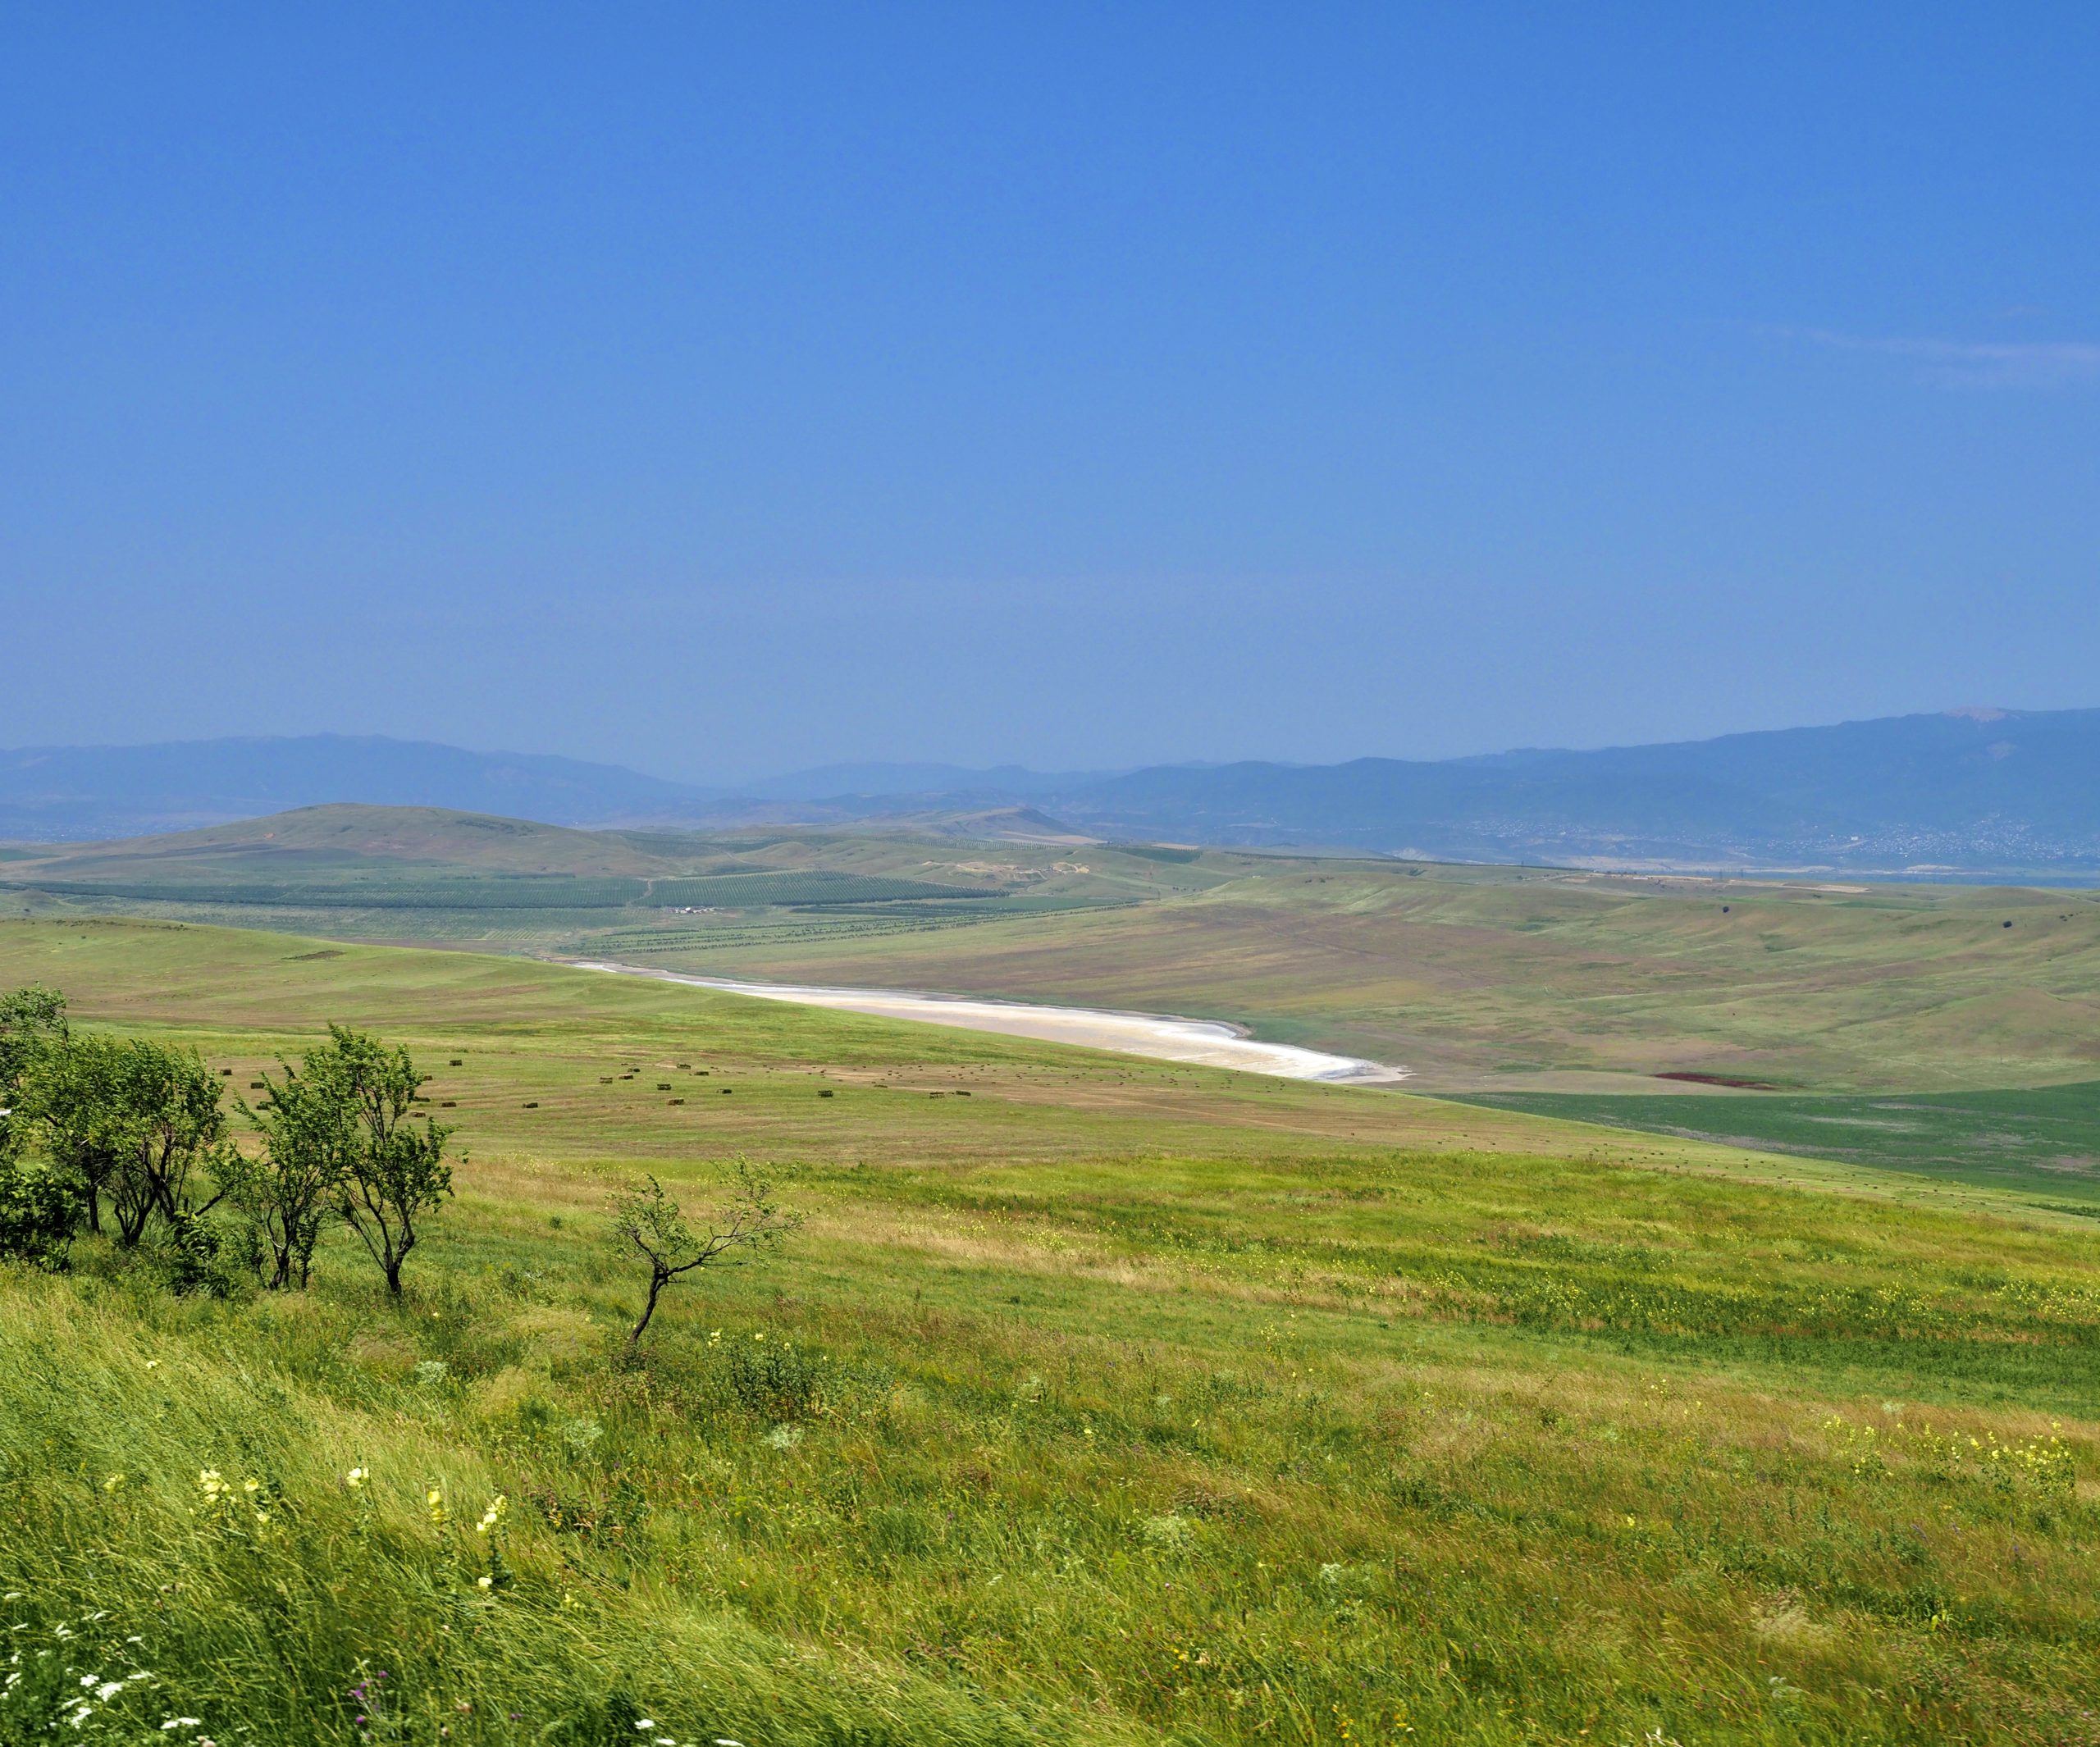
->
{"left": 1052, "top": 709, "right": 2100, "bottom": 874}
{"left": 6, "top": 709, "right": 2100, "bottom": 874}
{"left": 732, "top": 762, "right": 1117, "bottom": 803}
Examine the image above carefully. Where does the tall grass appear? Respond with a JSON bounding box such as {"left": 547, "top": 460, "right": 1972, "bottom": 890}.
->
{"left": 7, "top": 1147, "right": 2100, "bottom": 1747}
{"left": 0, "top": 1275, "right": 1066, "bottom": 1746}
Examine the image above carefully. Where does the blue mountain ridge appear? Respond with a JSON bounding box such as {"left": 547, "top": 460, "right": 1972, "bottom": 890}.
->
{"left": 3, "top": 709, "right": 2097, "bottom": 873}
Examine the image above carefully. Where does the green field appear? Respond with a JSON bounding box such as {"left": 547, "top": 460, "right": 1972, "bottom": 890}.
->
{"left": 1449, "top": 1082, "right": 2100, "bottom": 1211}
{"left": 4, "top": 915, "right": 2100, "bottom": 1743}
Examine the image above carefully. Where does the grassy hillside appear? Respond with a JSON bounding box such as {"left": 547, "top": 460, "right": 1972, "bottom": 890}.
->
{"left": 11, "top": 805, "right": 676, "bottom": 876}
{"left": 0, "top": 804, "right": 1208, "bottom": 896}
{"left": 14, "top": 808, "right": 2100, "bottom": 1203}
{"left": 3, "top": 917, "right": 2100, "bottom": 1742}
{"left": 0, "top": 806, "right": 1226, "bottom": 959}
{"left": 628, "top": 861, "right": 2100, "bottom": 1094}
{"left": 12, "top": 809, "right": 2100, "bottom": 1099}
{"left": 0, "top": 916, "right": 1769, "bottom": 1175}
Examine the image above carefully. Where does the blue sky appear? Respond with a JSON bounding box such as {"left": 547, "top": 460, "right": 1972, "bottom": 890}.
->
{"left": 3, "top": 3, "right": 2095, "bottom": 782}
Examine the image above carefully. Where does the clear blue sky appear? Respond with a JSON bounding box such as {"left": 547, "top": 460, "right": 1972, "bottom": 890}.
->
{"left": 3, "top": 4, "right": 2095, "bottom": 782}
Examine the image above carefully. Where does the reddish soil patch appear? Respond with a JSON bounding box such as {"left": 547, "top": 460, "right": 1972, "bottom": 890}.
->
{"left": 1655, "top": 1070, "right": 1782, "bottom": 1091}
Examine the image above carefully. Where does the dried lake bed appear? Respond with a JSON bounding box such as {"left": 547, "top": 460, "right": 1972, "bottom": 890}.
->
{"left": 570, "top": 960, "right": 1408, "bottom": 1084}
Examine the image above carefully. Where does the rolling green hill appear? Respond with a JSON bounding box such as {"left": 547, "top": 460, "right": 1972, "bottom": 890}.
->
{"left": 617, "top": 860, "right": 2100, "bottom": 1095}
{"left": 2, "top": 804, "right": 737, "bottom": 878}
{"left": 7, "top": 869, "right": 996, "bottom": 911}
{"left": 0, "top": 803, "right": 1218, "bottom": 956}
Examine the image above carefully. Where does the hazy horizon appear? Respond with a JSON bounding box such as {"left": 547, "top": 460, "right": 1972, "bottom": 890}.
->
{"left": 0, "top": 700, "right": 2080, "bottom": 794}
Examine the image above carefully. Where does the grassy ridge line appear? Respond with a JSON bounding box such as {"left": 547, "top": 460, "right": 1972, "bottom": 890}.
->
{"left": 0, "top": 891, "right": 1132, "bottom": 967}
{"left": 1, "top": 804, "right": 1219, "bottom": 903}
{"left": 0, "top": 869, "right": 993, "bottom": 910}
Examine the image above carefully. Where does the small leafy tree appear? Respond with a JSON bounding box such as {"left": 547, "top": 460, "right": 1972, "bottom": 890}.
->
{"left": 0, "top": 984, "right": 66, "bottom": 1166}
{"left": 24, "top": 1032, "right": 130, "bottom": 1238}
{"left": 608, "top": 1162, "right": 802, "bottom": 1355}
{"left": 115, "top": 1039, "right": 232, "bottom": 1236}
{"left": 316, "top": 1025, "right": 455, "bottom": 1295}
{"left": 235, "top": 1051, "right": 359, "bottom": 1289}
{"left": 21, "top": 1033, "right": 229, "bottom": 1252}
{"left": 0, "top": 989, "right": 80, "bottom": 1268}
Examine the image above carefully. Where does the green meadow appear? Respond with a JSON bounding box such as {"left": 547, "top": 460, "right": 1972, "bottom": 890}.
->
{"left": 1451, "top": 1082, "right": 2100, "bottom": 1212}
{"left": 3, "top": 915, "right": 2100, "bottom": 1744}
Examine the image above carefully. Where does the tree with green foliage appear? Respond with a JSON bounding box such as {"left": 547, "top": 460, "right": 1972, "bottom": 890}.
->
{"left": 0, "top": 986, "right": 78, "bottom": 1266}
{"left": 608, "top": 1163, "right": 801, "bottom": 1355}
{"left": 23, "top": 1031, "right": 131, "bottom": 1238}
{"left": 235, "top": 1049, "right": 360, "bottom": 1289}
{"left": 304, "top": 1024, "right": 456, "bottom": 1295}
{"left": 0, "top": 1157, "right": 80, "bottom": 1268}
{"left": 0, "top": 984, "right": 67, "bottom": 1165}
{"left": 114, "top": 1038, "right": 232, "bottom": 1235}
{"left": 21, "top": 1033, "right": 229, "bottom": 1249}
